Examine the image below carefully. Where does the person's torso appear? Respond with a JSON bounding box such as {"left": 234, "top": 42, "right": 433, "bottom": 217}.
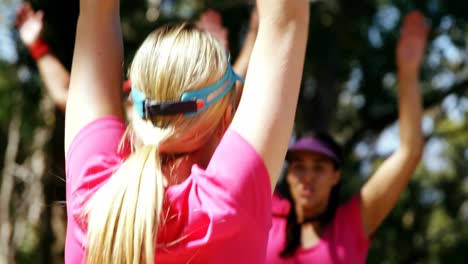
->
{"left": 64, "top": 120, "right": 272, "bottom": 264}
{"left": 265, "top": 195, "right": 370, "bottom": 264}
{"left": 65, "top": 164, "right": 270, "bottom": 264}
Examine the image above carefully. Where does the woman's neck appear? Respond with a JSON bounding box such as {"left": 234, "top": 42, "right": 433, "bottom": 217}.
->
{"left": 300, "top": 221, "right": 322, "bottom": 249}
{"left": 163, "top": 136, "right": 220, "bottom": 186}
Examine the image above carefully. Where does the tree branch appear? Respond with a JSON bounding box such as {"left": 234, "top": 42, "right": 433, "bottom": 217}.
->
{"left": 0, "top": 109, "right": 22, "bottom": 264}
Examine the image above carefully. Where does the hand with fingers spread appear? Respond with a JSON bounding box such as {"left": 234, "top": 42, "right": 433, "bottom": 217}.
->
{"left": 397, "top": 11, "right": 430, "bottom": 74}
{"left": 15, "top": 3, "right": 45, "bottom": 47}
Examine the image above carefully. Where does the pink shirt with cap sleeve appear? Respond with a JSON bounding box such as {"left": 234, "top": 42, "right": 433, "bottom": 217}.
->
{"left": 65, "top": 116, "right": 272, "bottom": 264}
{"left": 266, "top": 193, "right": 370, "bottom": 264}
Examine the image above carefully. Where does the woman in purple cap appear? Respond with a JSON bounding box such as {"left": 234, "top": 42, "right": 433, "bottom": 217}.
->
{"left": 266, "top": 11, "right": 429, "bottom": 264}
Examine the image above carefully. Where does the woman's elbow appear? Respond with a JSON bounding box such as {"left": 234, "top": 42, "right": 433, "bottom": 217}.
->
{"left": 401, "top": 138, "right": 424, "bottom": 164}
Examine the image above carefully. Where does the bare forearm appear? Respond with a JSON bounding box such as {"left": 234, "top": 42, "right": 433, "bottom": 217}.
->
{"left": 233, "top": 30, "right": 257, "bottom": 77}
{"left": 37, "top": 54, "right": 70, "bottom": 110}
{"left": 397, "top": 70, "right": 424, "bottom": 158}
{"left": 79, "top": 0, "right": 119, "bottom": 15}
{"left": 361, "top": 70, "right": 424, "bottom": 236}
{"left": 361, "top": 151, "right": 420, "bottom": 236}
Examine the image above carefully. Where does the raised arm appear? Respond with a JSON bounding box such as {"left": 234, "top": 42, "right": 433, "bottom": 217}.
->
{"left": 64, "top": 0, "right": 123, "bottom": 153}
{"left": 196, "top": 9, "right": 229, "bottom": 50}
{"left": 196, "top": 8, "right": 258, "bottom": 78}
{"left": 196, "top": 9, "right": 258, "bottom": 109}
{"left": 231, "top": 0, "right": 309, "bottom": 191}
{"left": 233, "top": 9, "right": 258, "bottom": 78}
{"left": 16, "top": 3, "right": 70, "bottom": 111}
{"left": 36, "top": 53, "right": 70, "bottom": 111}
{"left": 360, "top": 11, "right": 428, "bottom": 237}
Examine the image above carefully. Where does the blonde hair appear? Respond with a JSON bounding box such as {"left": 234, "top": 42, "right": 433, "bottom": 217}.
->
{"left": 85, "top": 23, "right": 235, "bottom": 264}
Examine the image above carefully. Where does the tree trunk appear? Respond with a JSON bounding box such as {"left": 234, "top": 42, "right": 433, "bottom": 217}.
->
{"left": 0, "top": 109, "right": 21, "bottom": 264}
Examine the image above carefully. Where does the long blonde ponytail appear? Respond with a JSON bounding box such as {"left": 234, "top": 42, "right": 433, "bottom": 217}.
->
{"left": 85, "top": 142, "right": 165, "bottom": 263}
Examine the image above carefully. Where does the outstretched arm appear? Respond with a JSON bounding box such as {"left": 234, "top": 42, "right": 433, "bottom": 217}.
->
{"left": 231, "top": 0, "right": 310, "bottom": 191}
{"left": 360, "top": 11, "right": 429, "bottom": 237}
{"left": 16, "top": 3, "right": 70, "bottom": 111}
{"left": 65, "top": 0, "right": 124, "bottom": 153}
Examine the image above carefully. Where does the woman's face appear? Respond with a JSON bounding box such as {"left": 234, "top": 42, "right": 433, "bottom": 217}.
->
{"left": 286, "top": 151, "right": 340, "bottom": 220}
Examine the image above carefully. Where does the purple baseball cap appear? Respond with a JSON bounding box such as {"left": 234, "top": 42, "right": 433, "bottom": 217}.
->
{"left": 286, "top": 136, "right": 340, "bottom": 164}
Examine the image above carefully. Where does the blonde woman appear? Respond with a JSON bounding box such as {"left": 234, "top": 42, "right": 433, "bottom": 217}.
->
{"left": 64, "top": 0, "right": 309, "bottom": 263}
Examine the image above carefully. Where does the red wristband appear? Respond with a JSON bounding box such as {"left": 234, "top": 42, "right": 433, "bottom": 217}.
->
{"left": 28, "top": 39, "right": 50, "bottom": 60}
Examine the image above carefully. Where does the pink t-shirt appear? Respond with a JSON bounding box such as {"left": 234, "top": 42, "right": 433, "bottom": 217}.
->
{"left": 266, "top": 194, "right": 370, "bottom": 264}
{"left": 65, "top": 116, "right": 271, "bottom": 264}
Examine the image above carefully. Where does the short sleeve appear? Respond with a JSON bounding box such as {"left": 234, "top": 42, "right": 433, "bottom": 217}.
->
{"left": 65, "top": 116, "right": 128, "bottom": 224}
{"left": 334, "top": 195, "right": 370, "bottom": 249}
{"left": 204, "top": 129, "right": 272, "bottom": 227}
{"left": 162, "top": 129, "right": 272, "bottom": 249}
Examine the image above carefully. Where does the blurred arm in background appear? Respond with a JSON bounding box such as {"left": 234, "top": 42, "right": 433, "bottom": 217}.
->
{"left": 196, "top": 8, "right": 259, "bottom": 107}
{"left": 360, "top": 11, "right": 429, "bottom": 237}
{"left": 15, "top": 3, "right": 69, "bottom": 111}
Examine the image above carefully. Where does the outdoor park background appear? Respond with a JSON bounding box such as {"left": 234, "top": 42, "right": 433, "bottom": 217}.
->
{"left": 0, "top": 0, "right": 467, "bottom": 263}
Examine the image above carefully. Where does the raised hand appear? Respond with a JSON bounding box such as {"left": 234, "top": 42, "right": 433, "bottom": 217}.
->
{"left": 15, "top": 3, "right": 44, "bottom": 47}
{"left": 196, "top": 9, "right": 229, "bottom": 49}
{"left": 397, "top": 11, "right": 430, "bottom": 74}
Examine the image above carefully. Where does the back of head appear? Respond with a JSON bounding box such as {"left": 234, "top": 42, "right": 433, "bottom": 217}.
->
{"left": 85, "top": 23, "right": 236, "bottom": 264}
{"left": 129, "top": 23, "right": 233, "bottom": 151}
